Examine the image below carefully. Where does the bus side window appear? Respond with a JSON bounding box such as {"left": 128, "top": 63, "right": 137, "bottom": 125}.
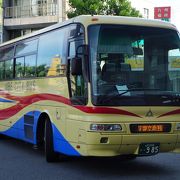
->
{"left": 15, "top": 55, "right": 36, "bottom": 78}
{"left": 0, "top": 61, "right": 5, "bottom": 80}
{"left": 0, "top": 46, "right": 15, "bottom": 80}
{"left": 5, "top": 59, "right": 14, "bottom": 80}
{"left": 15, "top": 57, "right": 25, "bottom": 78}
{"left": 15, "top": 39, "right": 38, "bottom": 56}
{"left": 24, "top": 55, "right": 36, "bottom": 77}
{"left": 37, "top": 27, "right": 68, "bottom": 77}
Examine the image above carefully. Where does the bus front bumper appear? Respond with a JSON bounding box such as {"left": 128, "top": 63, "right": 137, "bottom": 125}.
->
{"left": 76, "top": 132, "right": 180, "bottom": 156}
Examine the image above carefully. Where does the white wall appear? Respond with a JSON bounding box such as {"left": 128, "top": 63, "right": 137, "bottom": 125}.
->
{"left": 57, "top": 0, "right": 67, "bottom": 21}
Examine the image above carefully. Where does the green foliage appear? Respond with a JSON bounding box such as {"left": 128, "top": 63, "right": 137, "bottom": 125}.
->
{"left": 68, "top": 0, "right": 142, "bottom": 18}
{"left": 37, "top": 64, "right": 46, "bottom": 77}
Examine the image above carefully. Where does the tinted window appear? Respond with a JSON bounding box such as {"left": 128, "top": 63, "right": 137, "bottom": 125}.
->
{"left": 0, "top": 46, "right": 14, "bottom": 60}
{"left": 0, "top": 61, "right": 4, "bottom": 80}
{"left": 25, "top": 55, "right": 36, "bottom": 77}
{"left": 15, "top": 39, "right": 38, "bottom": 56}
{"left": 89, "top": 25, "right": 180, "bottom": 106}
{"left": 15, "top": 55, "right": 36, "bottom": 78}
{"left": 37, "top": 28, "right": 68, "bottom": 77}
{"left": 15, "top": 57, "right": 24, "bottom": 78}
{"left": 5, "top": 59, "right": 14, "bottom": 79}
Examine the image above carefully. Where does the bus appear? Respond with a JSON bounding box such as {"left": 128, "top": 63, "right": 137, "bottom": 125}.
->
{"left": 0, "top": 15, "right": 180, "bottom": 162}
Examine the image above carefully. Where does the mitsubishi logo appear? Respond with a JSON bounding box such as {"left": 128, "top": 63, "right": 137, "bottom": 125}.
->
{"left": 146, "top": 109, "right": 154, "bottom": 117}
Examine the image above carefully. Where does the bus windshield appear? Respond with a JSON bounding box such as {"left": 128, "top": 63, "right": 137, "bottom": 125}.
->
{"left": 88, "top": 25, "right": 180, "bottom": 106}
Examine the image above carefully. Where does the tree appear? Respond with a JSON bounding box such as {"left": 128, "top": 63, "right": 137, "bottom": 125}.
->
{"left": 67, "top": 0, "right": 142, "bottom": 18}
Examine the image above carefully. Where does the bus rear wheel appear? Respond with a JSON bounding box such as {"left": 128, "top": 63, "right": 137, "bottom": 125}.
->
{"left": 44, "top": 119, "right": 59, "bottom": 162}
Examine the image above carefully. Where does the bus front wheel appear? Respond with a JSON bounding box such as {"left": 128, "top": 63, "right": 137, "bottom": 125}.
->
{"left": 45, "top": 119, "right": 59, "bottom": 162}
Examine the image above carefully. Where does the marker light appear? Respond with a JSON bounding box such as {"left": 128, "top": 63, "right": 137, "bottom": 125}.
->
{"left": 91, "top": 18, "right": 99, "bottom": 22}
{"left": 176, "top": 123, "right": 180, "bottom": 130}
{"left": 90, "top": 124, "right": 122, "bottom": 132}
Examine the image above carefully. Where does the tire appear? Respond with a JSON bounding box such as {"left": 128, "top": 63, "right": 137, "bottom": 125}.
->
{"left": 0, "top": 134, "right": 6, "bottom": 139}
{"left": 45, "top": 119, "right": 59, "bottom": 162}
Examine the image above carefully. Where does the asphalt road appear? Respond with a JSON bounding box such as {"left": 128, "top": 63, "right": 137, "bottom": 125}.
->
{"left": 0, "top": 136, "right": 179, "bottom": 180}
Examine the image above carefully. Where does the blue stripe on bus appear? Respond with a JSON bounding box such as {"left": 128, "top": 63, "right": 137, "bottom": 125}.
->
{"left": 0, "top": 98, "right": 15, "bottom": 103}
{"left": 53, "top": 124, "right": 81, "bottom": 156}
{"left": 0, "top": 111, "right": 41, "bottom": 144}
{"left": 0, "top": 111, "right": 81, "bottom": 156}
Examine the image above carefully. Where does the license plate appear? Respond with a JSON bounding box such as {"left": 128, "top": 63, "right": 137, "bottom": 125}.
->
{"left": 139, "top": 143, "right": 160, "bottom": 156}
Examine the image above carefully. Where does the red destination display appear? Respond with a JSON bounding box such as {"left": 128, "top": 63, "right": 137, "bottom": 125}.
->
{"left": 154, "top": 7, "right": 171, "bottom": 19}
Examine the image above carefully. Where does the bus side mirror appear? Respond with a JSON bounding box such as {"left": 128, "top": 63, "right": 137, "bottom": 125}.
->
{"left": 76, "top": 44, "right": 90, "bottom": 81}
{"left": 71, "top": 57, "right": 82, "bottom": 75}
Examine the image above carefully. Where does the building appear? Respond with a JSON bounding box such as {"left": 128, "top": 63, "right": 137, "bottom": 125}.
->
{"left": 1, "top": 0, "right": 154, "bottom": 43}
{"left": 130, "top": 0, "right": 180, "bottom": 31}
{"left": 130, "top": 0, "right": 154, "bottom": 19}
{"left": 2, "top": 0, "right": 68, "bottom": 42}
{"left": 1, "top": 0, "right": 179, "bottom": 43}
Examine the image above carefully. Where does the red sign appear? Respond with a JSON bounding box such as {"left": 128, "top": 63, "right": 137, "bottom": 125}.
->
{"left": 154, "top": 7, "right": 171, "bottom": 19}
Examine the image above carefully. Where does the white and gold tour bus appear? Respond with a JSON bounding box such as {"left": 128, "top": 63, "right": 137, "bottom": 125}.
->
{"left": 0, "top": 15, "right": 180, "bottom": 162}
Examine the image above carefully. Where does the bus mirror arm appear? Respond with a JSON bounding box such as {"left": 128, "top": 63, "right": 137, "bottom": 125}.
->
{"left": 76, "top": 44, "right": 89, "bottom": 56}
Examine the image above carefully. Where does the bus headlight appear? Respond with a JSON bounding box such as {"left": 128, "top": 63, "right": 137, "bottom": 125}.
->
{"left": 90, "top": 124, "right": 122, "bottom": 132}
{"left": 176, "top": 123, "right": 180, "bottom": 130}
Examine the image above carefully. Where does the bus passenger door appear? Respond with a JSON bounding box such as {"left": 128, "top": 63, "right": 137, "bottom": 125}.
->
{"left": 67, "top": 40, "right": 88, "bottom": 105}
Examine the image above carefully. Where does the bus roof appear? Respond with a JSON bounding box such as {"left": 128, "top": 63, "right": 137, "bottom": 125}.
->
{"left": 0, "top": 15, "right": 178, "bottom": 48}
{"left": 74, "top": 15, "right": 177, "bottom": 29}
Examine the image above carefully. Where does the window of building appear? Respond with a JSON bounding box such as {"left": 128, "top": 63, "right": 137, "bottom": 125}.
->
{"left": 9, "top": 30, "right": 22, "bottom": 39}
{"left": 144, "top": 8, "right": 149, "bottom": 19}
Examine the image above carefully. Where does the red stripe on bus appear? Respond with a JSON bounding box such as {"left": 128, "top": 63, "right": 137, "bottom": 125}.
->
{"left": 0, "top": 94, "right": 71, "bottom": 120}
{"left": 0, "top": 93, "right": 141, "bottom": 120}
{"left": 157, "top": 109, "right": 180, "bottom": 118}
{"left": 75, "top": 106, "right": 141, "bottom": 117}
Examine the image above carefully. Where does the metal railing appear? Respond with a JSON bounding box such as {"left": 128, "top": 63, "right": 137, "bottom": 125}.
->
{"left": 4, "top": 3, "right": 58, "bottom": 18}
